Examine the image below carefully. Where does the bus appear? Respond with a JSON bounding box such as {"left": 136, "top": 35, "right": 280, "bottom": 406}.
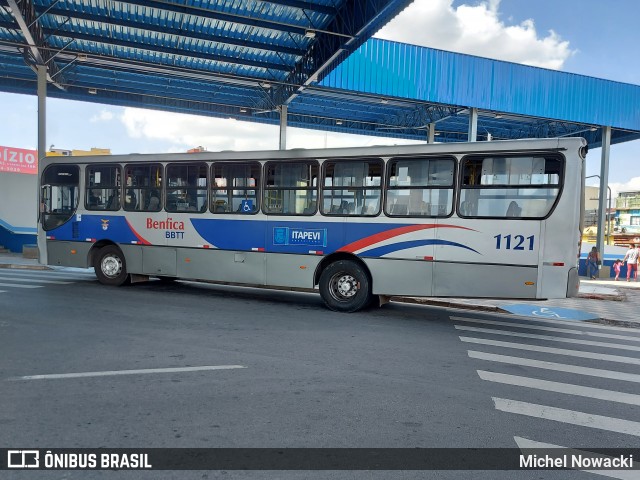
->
{"left": 38, "top": 137, "right": 586, "bottom": 312}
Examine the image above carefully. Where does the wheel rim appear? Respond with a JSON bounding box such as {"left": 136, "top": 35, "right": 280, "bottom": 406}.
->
{"left": 101, "top": 254, "right": 122, "bottom": 278}
{"left": 328, "top": 272, "right": 359, "bottom": 301}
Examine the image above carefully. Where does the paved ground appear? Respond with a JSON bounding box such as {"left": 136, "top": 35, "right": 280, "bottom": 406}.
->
{"left": 1, "top": 252, "right": 639, "bottom": 328}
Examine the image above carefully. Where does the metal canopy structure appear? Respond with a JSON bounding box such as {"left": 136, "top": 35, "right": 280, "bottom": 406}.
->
{"left": 1, "top": 0, "right": 639, "bottom": 148}
{"left": 0, "top": 0, "right": 413, "bottom": 131}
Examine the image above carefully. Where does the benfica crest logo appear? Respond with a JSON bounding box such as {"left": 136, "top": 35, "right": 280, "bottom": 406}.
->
{"left": 101, "top": 219, "right": 109, "bottom": 231}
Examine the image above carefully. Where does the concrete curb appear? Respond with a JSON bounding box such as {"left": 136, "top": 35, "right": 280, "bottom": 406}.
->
{"left": 578, "top": 293, "right": 626, "bottom": 301}
{"left": 392, "top": 296, "right": 507, "bottom": 314}
{"left": 590, "top": 317, "right": 640, "bottom": 329}
{"left": 393, "top": 296, "right": 640, "bottom": 330}
{"left": 0, "top": 263, "right": 52, "bottom": 271}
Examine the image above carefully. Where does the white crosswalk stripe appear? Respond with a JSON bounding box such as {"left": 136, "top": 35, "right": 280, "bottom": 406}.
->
{"left": 454, "top": 324, "right": 640, "bottom": 351}
{"left": 4, "top": 269, "right": 95, "bottom": 279}
{"left": 493, "top": 398, "right": 640, "bottom": 437}
{"left": 0, "top": 282, "right": 42, "bottom": 289}
{"left": 468, "top": 312, "right": 638, "bottom": 333}
{"left": 453, "top": 313, "right": 640, "bottom": 449}
{"left": 0, "top": 268, "right": 95, "bottom": 293}
{"left": 451, "top": 315, "right": 640, "bottom": 343}
{"left": 460, "top": 336, "right": 640, "bottom": 365}
{"left": 0, "top": 275, "right": 72, "bottom": 284}
{"left": 468, "top": 350, "right": 640, "bottom": 383}
{"left": 479, "top": 370, "right": 640, "bottom": 406}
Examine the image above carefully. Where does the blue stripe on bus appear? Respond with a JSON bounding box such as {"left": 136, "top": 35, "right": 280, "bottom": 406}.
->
{"left": 49, "top": 215, "right": 143, "bottom": 244}
{"left": 50, "top": 216, "right": 480, "bottom": 258}
{"left": 360, "top": 239, "right": 480, "bottom": 257}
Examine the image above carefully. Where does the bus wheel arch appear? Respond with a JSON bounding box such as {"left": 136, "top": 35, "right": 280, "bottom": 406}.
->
{"left": 92, "top": 243, "right": 130, "bottom": 286}
{"left": 88, "top": 240, "right": 118, "bottom": 268}
{"left": 315, "top": 253, "right": 373, "bottom": 312}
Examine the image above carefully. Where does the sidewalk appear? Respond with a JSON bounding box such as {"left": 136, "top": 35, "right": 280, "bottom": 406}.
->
{"left": 0, "top": 252, "right": 51, "bottom": 270}
{"left": 403, "top": 277, "right": 640, "bottom": 329}
{"left": 0, "top": 252, "right": 638, "bottom": 328}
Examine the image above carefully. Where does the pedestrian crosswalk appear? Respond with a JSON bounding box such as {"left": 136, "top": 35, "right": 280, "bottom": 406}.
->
{"left": 0, "top": 267, "right": 96, "bottom": 293}
{"left": 452, "top": 313, "right": 640, "bottom": 476}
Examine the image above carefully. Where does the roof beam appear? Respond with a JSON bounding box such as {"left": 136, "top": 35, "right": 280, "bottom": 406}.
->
{"left": 47, "top": 29, "right": 293, "bottom": 72}
{"left": 272, "top": 0, "right": 413, "bottom": 107}
{"left": 37, "top": 48, "right": 271, "bottom": 91}
{"left": 255, "top": 0, "right": 337, "bottom": 16}
{"left": 118, "top": 0, "right": 311, "bottom": 36}
{"left": 36, "top": 6, "right": 307, "bottom": 57}
{"left": 5, "top": 0, "right": 65, "bottom": 89}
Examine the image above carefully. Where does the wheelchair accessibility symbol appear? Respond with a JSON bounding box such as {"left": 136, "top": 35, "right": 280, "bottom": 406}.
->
{"left": 532, "top": 307, "right": 563, "bottom": 318}
{"left": 241, "top": 200, "right": 253, "bottom": 213}
{"left": 499, "top": 304, "right": 599, "bottom": 321}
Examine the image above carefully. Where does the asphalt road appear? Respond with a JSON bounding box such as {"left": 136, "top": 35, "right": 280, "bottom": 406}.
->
{"left": 0, "top": 268, "right": 639, "bottom": 479}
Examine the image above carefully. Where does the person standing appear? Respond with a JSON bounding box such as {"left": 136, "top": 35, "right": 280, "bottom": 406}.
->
{"left": 586, "top": 246, "right": 600, "bottom": 280}
{"left": 623, "top": 244, "right": 640, "bottom": 281}
{"left": 613, "top": 259, "right": 623, "bottom": 281}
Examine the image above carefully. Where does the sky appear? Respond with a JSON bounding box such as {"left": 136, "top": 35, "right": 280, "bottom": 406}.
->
{"left": 1, "top": 0, "right": 639, "bottom": 197}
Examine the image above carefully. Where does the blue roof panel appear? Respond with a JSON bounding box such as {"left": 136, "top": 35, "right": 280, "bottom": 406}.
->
{"left": 322, "top": 38, "right": 640, "bottom": 132}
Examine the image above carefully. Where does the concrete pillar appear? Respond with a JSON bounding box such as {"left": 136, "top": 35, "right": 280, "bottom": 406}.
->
{"left": 596, "top": 126, "right": 611, "bottom": 261}
{"left": 279, "top": 105, "right": 287, "bottom": 150}
{"left": 427, "top": 123, "right": 435, "bottom": 144}
{"left": 468, "top": 107, "right": 478, "bottom": 142}
{"left": 37, "top": 64, "right": 47, "bottom": 264}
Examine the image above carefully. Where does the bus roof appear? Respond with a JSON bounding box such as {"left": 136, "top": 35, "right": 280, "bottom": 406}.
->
{"left": 41, "top": 137, "right": 587, "bottom": 166}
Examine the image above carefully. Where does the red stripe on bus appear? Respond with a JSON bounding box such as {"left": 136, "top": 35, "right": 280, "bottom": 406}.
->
{"left": 125, "top": 219, "right": 151, "bottom": 245}
{"left": 337, "top": 224, "right": 474, "bottom": 253}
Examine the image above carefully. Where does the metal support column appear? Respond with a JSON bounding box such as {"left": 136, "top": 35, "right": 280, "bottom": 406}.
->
{"left": 596, "top": 126, "right": 611, "bottom": 261}
{"left": 279, "top": 105, "right": 287, "bottom": 150}
{"left": 37, "top": 63, "right": 47, "bottom": 264}
{"left": 427, "top": 123, "right": 435, "bottom": 144}
{"left": 468, "top": 107, "right": 478, "bottom": 142}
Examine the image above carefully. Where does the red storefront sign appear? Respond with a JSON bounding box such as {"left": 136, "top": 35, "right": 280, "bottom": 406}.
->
{"left": 0, "top": 146, "right": 38, "bottom": 174}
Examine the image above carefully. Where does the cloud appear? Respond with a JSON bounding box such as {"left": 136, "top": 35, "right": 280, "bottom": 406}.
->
{"left": 608, "top": 177, "right": 640, "bottom": 201}
{"left": 119, "top": 107, "right": 422, "bottom": 153}
{"left": 120, "top": 108, "right": 280, "bottom": 151}
{"left": 89, "top": 110, "right": 114, "bottom": 123}
{"left": 375, "top": 0, "right": 574, "bottom": 69}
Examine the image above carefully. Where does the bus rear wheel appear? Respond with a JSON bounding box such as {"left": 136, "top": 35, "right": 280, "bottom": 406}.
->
{"left": 319, "top": 260, "right": 372, "bottom": 312}
{"left": 94, "top": 245, "right": 129, "bottom": 286}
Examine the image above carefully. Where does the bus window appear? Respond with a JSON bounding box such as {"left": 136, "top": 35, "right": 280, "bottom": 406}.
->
{"left": 86, "top": 164, "right": 121, "bottom": 211}
{"left": 124, "top": 163, "right": 163, "bottom": 212}
{"left": 264, "top": 162, "right": 317, "bottom": 215}
{"left": 385, "top": 157, "right": 454, "bottom": 217}
{"left": 459, "top": 155, "right": 563, "bottom": 218}
{"left": 166, "top": 163, "right": 207, "bottom": 213}
{"left": 41, "top": 164, "right": 79, "bottom": 230}
{"left": 211, "top": 162, "right": 260, "bottom": 214}
{"left": 321, "top": 159, "right": 382, "bottom": 216}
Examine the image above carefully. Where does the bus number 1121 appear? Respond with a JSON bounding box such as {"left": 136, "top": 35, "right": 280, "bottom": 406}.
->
{"left": 494, "top": 234, "right": 535, "bottom": 251}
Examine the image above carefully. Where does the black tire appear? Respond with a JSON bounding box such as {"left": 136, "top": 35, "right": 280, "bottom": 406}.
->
{"left": 621, "top": 227, "right": 627, "bottom": 233}
{"left": 319, "top": 260, "right": 372, "bottom": 312}
{"left": 94, "top": 245, "right": 129, "bottom": 286}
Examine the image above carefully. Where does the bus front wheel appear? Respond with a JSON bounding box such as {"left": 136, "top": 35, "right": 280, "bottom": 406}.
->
{"left": 94, "top": 245, "right": 129, "bottom": 286}
{"left": 319, "top": 260, "right": 372, "bottom": 312}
